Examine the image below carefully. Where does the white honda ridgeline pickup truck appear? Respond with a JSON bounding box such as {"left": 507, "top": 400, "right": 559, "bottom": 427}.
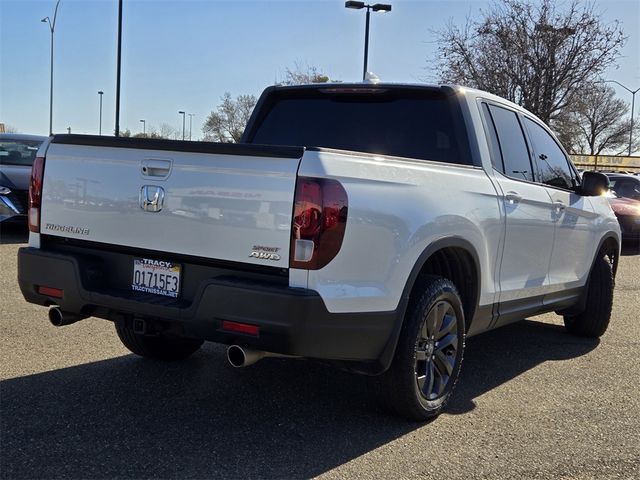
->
{"left": 19, "top": 84, "right": 620, "bottom": 420}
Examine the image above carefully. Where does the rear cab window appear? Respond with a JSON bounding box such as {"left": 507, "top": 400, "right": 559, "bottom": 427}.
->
{"left": 245, "top": 86, "right": 474, "bottom": 166}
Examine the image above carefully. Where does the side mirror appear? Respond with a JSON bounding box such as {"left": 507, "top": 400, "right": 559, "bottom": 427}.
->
{"left": 580, "top": 171, "right": 609, "bottom": 196}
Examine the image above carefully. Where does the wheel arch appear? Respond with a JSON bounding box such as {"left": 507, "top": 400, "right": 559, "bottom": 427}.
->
{"left": 598, "top": 233, "right": 620, "bottom": 279}
{"left": 376, "top": 237, "right": 482, "bottom": 373}
{"left": 558, "top": 231, "right": 620, "bottom": 317}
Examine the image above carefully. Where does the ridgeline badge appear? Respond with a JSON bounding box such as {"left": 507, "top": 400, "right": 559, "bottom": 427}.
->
{"left": 45, "top": 223, "right": 90, "bottom": 235}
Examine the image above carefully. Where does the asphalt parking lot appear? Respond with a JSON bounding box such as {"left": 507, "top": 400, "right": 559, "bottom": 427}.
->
{"left": 1, "top": 224, "right": 639, "bottom": 480}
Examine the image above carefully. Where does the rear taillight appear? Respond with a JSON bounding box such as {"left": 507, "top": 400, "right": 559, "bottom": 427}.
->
{"left": 28, "top": 156, "right": 45, "bottom": 233}
{"left": 290, "top": 177, "right": 348, "bottom": 270}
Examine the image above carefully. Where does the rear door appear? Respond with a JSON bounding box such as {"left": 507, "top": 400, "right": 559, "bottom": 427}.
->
{"left": 40, "top": 138, "right": 303, "bottom": 270}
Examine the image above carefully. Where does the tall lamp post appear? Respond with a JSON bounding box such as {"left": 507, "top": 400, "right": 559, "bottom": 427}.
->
{"left": 188, "top": 113, "right": 195, "bottom": 141}
{"left": 41, "top": 0, "right": 61, "bottom": 136}
{"left": 604, "top": 80, "right": 639, "bottom": 156}
{"left": 345, "top": 1, "right": 392, "bottom": 81}
{"left": 178, "top": 111, "right": 186, "bottom": 140}
{"left": 139, "top": 119, "right": 146, "bottom": 137}
{"left": 98, "top": 91, "right": 104, "bottom": 135}
{"left": 115, "top": 0, "right": 123, "bottom": 136}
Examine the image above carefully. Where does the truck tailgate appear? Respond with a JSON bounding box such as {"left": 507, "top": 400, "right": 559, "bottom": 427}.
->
{"left": 40, "top": 137, "right": 303, "bottom": 270}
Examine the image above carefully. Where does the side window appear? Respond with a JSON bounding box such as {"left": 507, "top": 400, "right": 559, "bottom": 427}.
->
{"left": 487, "top": 105, "right": 535, "bottom": 182}
{"left": 523, "top": 117, "right": 574, "bottom": 190}
{"left": 480, "top": 103, "right": 504, "bottom": 172}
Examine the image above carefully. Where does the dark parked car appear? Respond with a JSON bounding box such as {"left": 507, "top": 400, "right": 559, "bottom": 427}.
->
{"left": 0, "top": 133, "right": 47, "bottom": 224}
{"left": 604, "top": 174, "right": 640, "bottom": 243}
{"left": 606, "top": 174, "right": 640, "bottom": 200}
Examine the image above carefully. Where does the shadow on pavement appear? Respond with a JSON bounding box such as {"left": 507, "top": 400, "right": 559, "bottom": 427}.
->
{"left": 0, "top": 319, "right": 598, "bottom": 479}
{"left": 448, "top": 320, "right": 598, "bottom": 414}
{"left": 0, "top": 222, "right": 28, "bottom": 245}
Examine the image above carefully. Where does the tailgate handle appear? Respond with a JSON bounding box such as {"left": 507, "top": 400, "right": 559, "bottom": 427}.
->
{"left": 141, "top": 159, "right": 172, "bottom": 178}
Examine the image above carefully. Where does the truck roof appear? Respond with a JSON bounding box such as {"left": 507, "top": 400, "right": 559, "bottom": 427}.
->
{"left": 265, "top": 82, "right": 541, "bottom": 125}
{"left": 0, "top": 133, "right": 48, "bottom": 142}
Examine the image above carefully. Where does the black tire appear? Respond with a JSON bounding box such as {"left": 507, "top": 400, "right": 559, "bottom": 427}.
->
{"left": 115, "top": 321, "right": 204, "bottom": 360}
{"left": 564, "top": 252, "right": 614, "bottom": 338}
{"left": 376, "top": 275, "right": 466, "bottom": 421}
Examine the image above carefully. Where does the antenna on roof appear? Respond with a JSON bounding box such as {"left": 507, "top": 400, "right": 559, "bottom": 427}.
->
{"left": 364, "top": 72, "right": 380, "bottom": 84}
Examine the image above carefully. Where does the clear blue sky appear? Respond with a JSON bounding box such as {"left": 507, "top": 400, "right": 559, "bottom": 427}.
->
{"left": 1, "top": 0, "right": 639, "bottom": 138}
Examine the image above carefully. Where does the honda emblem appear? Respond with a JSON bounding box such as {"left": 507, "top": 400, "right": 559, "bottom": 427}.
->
{"left": 139, "top": 185, "right": 165, "bottom": 212}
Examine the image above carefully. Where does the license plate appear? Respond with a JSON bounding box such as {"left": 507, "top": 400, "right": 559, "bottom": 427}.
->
{"left": 132, "top": 258, "right": 181, "bottom": 298}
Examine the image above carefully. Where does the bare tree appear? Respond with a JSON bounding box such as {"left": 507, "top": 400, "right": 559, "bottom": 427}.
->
{"left": 1, "top": 124, "right": 18, "bottom": 133}
{"left": 552, "top": 108, "right": 583, "bottom": 154}
{"left": 202, "top": 93, "right": 257, "bottom": 143}
{"left": 435, "top": 0, "right": 626, "bottom": 124}
{"left": 158, "top": 123, "right": 179, "bottom": 140}
{"left": 127, "top": 124, "right": 179, "bottom": 140}
{"left": 556, "top": 83, "right": 635, "bottom": 155}
{"left": 132, "top": 130, "right": 165, "bottom": 139}
{"left": 279, "top": 62, "right": 331, "bottom": 85}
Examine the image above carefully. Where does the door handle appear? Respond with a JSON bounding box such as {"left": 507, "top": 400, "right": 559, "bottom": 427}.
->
{"left": 554, "top": 201, "right": 566, "bottom": 213}
{"left": 504, "top": 192, "right": 522, "bottom": 205}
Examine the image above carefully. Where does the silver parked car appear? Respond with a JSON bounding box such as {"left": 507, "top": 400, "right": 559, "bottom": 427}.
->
{"left": 0, "top": 133, "right": 47, "bottom": 224}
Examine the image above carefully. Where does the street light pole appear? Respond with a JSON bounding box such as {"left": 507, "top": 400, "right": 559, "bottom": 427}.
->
{"left": 41, "top": 0, "right": 61, "bottom": 136}
{"left": 178, "top": 111, "right": 186, "bottom": 140}
{"left": 604, "top": 80, "right": 640, "bottom": 156}
{"left": 345, "top": 1, "right": 392, "bottom": 81}
{"left": 631, "top": 93, "right": 637, "bottom": 157}
{"left": 188, "top": 113, "right": 194, "bottom": 141}
{"left": 363, "top": 8, "right": 370, "bottom": 81}
{"left": 115, "top": 0, "right": 123, "bottom": 136}
{"left": 139, "top": 119, "right": 146, "bottom": 137}
{"left": 98, "top": 91, "right": 103, "bottom": 135}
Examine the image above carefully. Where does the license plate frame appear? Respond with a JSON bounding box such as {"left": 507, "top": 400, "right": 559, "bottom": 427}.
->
{"left": 131, "top": 258, "right": 181, "bottom": 298}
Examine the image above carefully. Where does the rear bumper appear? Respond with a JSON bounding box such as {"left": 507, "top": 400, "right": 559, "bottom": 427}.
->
{"left": 17, "top": 247, "right": 398, "bottom": 371}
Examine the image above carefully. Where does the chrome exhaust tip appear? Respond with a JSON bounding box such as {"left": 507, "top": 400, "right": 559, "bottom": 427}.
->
{"left": 48, "top": 307, "right": 86, "bottom": 327}
{"left": 226, "top": 345, "right": 266, "bottom": 368}
{"left": 226, "top": 345, "right": 299, "bottom": 368}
